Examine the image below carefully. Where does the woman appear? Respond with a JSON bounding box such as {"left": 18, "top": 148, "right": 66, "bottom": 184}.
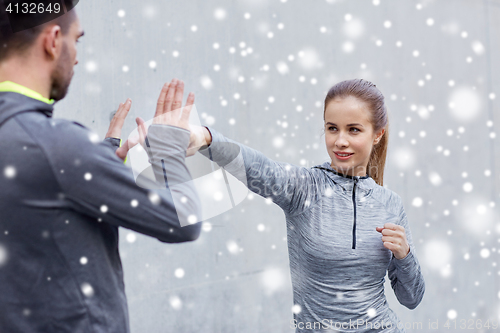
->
{"left": 195, "top": 78, "right": 425, "bottom": 332}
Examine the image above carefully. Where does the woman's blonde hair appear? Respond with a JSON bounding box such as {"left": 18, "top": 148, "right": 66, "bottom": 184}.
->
{"left": 323, "top": 78, "right": 389, "bottom": 186}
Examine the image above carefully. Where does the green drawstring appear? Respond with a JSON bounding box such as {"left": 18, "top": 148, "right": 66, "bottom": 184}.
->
{"left": 119, "top": 139, "right": 128, "bottom": 164}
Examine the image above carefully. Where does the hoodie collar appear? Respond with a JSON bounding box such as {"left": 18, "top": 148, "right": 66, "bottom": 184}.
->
{"left": 0, "top": 91, "right": 54, "bottom": 127}
{"left": 312, "top": 161, "right": 377, "bottom": 191}
{"left": 0, "top": 81, "right": 54, "bottom": 105}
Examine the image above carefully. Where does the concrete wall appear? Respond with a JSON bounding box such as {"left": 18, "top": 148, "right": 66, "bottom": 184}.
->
{"left": 56, "top": 0, "right": 500, "bottom": 332}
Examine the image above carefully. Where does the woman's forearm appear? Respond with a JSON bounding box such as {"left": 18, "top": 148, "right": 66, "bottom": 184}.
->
{"left": 203, "top": 126, "right": 212, "bottom": 146}
{"left": 197, "top": 126, "right": 324, "bottom": 216}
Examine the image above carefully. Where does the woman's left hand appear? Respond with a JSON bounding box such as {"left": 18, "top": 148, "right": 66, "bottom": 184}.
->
{"left": 376, "top": 223, "right": 410, "bottom": 259}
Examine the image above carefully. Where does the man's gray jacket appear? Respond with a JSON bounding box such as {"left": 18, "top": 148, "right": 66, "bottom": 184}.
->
{"left": 0, "top": 91, "right": 202, "bottom": 333}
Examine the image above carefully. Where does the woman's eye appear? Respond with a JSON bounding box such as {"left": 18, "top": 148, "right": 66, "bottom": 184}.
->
{"left": 327, "top": 127, "right": 359, "bottom": 132}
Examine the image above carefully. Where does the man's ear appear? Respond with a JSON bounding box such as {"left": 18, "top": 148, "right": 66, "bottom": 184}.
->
{"left": 43, "top": 25, "right": 63, "bottom": 60}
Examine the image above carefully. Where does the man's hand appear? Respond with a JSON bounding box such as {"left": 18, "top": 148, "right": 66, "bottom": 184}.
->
{"left": 106, "top": 98, "right": 143, "bottom": 162}
{"left": 115, "top": 117, "right": 147, "bottom": 161}
{"left": 113, "top": 78, "right": 201, "bottom": 161}
{"left": 106, "top": 98, "right": 131, "bottom": 141}
{"left": 376, "top": 223, "right": 410, "bottom": 259}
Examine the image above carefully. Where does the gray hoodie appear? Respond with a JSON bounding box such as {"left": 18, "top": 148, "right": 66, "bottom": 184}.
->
{"left": 199, "top": 126, "right": 425, "bottom": 333}
{"left": 0, "top": 91, "right": 202, "bottom": 333}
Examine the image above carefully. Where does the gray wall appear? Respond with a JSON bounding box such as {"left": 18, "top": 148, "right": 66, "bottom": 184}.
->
{"left": 55, "top": 0, "right": 500, "bottom": 332}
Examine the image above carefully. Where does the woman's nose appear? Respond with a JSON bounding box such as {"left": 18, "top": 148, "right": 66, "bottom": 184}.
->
{"left": 335, "top": 133, "right": 349, "bottom": 148}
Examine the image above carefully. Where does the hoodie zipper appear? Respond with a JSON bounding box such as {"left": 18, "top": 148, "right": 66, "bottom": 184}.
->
{"left": 352, "top": 177, "right": 359, "bottom": 249}
{"left": 310, "top": 166, "right": 365, "bottom": 249}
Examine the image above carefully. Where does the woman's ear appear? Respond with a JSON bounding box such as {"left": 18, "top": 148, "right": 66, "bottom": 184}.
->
{"left": 374, "top": 128, "right": 385, "bottom": 144}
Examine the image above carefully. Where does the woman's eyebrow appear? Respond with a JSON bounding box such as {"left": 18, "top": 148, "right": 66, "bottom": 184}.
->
{"left": 325, "top": 122, "right": 364, "bottom": 127}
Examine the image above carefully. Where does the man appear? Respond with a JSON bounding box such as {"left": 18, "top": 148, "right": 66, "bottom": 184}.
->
{"left": 0, "top": 3, "right": 202, "bottom": 332}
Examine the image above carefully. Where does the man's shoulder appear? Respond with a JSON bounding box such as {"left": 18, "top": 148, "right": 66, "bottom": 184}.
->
{"left": 7, "top": 112, "right": 95, "bottom": 145}
{"left": 13, "top": 111, "right": 88, "bottom": 129}
{"left": 70, "top": 120, "right": 87, "bottom": 129}
{"left": 28, "top": 116, "right": 98, "bottom": 143}
{"left": 16, "top": 115, "right": 111, "bottom": 162}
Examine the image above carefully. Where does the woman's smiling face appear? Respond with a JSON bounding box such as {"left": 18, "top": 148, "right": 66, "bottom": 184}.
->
{"left": 324, "top": 96, "right": 385, "bottom": 177}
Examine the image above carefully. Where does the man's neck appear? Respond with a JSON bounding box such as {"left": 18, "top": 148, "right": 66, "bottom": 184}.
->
{"left": 0, "top": 58, "right": 51, "bottom": 99}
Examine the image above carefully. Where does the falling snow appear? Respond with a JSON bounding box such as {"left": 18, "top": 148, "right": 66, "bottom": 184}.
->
{"left": 4, "top": 166, "right": 16, "bottom": 179}
{"left": 0, "top": 244, "right": 7, "bottom": 267}
{"left": 53, "top": 1, "right": 500, "bottom": 329}
{"left": 169, "top": 295, "right": 182, "bottom": 310}
{"left": 81, "top": 283, "right": 94, "bottom": 297}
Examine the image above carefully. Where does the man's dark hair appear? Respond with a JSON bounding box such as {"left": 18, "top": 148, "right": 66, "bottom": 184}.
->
{"left": 0, "top": 1, "right": 77, "bottom": 62}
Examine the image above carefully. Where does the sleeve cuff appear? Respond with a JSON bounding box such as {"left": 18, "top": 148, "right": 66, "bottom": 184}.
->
{"left": 392, "top": 245, "right": 416, "bottom": 272}
{"left": 102, "top": 137, "right": 121, "bottom": 149}
{"left": 199, "top": 126, "right": 215, "bottom": 151}
{"left": 198, "top": 126, "right": 218, "bottom": 159}
{"left": 196, "top": 126, "right": 242, "bottom": 168}
{"left": 146, "top": 124, "right": 190, "bottom": 152}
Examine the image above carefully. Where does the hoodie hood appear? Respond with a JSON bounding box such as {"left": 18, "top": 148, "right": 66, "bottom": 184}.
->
{"left": 312, "top": 161, "right": 378, "bottom": 191}
{"left": 0, "top": 92, "right": 54, "bottom": 127}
